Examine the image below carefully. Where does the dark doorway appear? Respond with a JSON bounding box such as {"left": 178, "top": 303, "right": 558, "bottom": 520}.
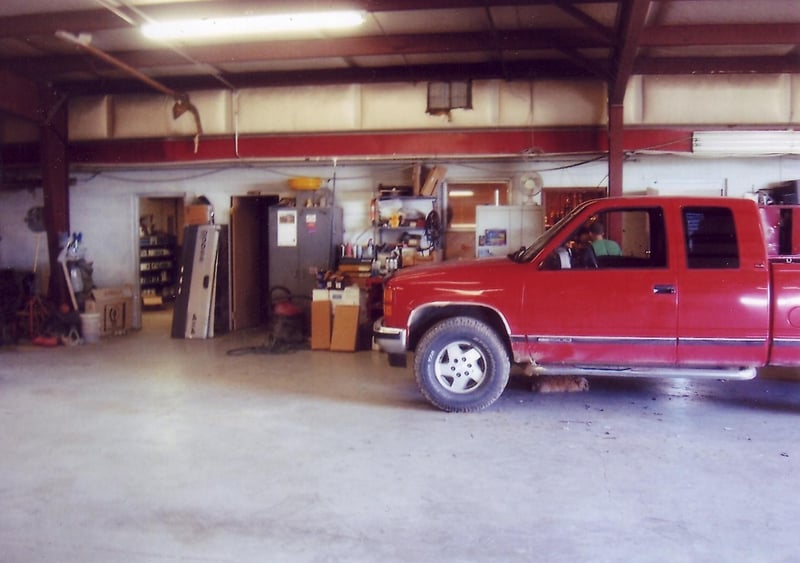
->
{"left": 230, "top": 195, "right": 278, "bottom": 331}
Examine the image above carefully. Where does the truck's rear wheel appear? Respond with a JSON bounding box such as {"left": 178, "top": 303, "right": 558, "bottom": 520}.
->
{"left": 414, "top": 316, "right": 510, "bottom": 412}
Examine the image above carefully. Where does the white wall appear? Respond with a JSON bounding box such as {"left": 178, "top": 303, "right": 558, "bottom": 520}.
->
{"left": 4, "top": 154, "right": 800, "bottom": 290}
{"left": 0, "top": 188, "right": 50, "bottom": 294}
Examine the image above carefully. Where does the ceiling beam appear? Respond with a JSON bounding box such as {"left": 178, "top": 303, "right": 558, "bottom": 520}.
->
{"left": 0, "top": 68, "right": 44, "bottom": 124}
{"left": 11, "top": 28, "right": 611, "bottom": 78}
{"left": 50, "top": 47, "right": 800, "bottom": 95}
{"left": 55, "top": 60, "right": 604, "bottom": 95}
{"left": 1, "top": 1, "right": 796, "bottom": 97}
{"left": 609, "top": 0, "right": 651, "bottom": 104}
{"left": 641, "top": 23, "right": 800, "bottom": 47}
{"left": 552, "top": 0, "right": 615, "bottom": 42}
{"left": 635, "top": 55, "right": 800, "bottom": 75}
{"left": 549, "top": 1, "right": 615, "bottom": 79}
{"left": 0, "top": 0, "right": 612, "bottom": 38}
{"left": 0, "top": 10, "right": 127, "bottom": 38}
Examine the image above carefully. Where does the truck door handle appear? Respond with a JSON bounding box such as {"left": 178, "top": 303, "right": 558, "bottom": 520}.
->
{"left": 653, "top": 284, "right": 675, "bottom": 295}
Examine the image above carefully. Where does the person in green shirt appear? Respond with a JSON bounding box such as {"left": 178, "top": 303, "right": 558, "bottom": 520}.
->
{"left": 589, "top": 222, "right": 621, "bottom": 256}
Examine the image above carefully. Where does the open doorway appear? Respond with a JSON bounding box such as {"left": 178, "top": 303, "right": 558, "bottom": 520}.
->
{"left": 138, "top": 196, "right": 183, "bottom": 316}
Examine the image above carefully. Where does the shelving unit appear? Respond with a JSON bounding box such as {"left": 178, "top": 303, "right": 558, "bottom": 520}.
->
{"left": 139, "top": 234, "right": 176, "bottom": 305}
{"left": 373, "top": 195, "right": 441, "bottom": 267}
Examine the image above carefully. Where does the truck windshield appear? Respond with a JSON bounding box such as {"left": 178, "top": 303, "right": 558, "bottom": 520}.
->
{"left": 509, "top": 204, "right": 588, "bottom": 263}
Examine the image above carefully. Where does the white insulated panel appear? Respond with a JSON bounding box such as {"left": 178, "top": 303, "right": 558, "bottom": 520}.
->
{"left": 361, "top": 81, "right": 501, "bottom": 130}
{"left": 360, "top": 82, "right": 444, "bottom": 130}
{"left": 68, "top": 95, "right": 112, "bottom": 140}
{"left": 532, "top": 80, "right": 607, "bottom": 126}
{"left": 449, "top": 80, "right": 498, "bottom": 127}
{"left": 791, "top": 75, "right": 800, "bottom": 123}
{"left": 113, "top": 94, "right": 174, "bottom": 139}
{"left": 498, "top": 81, "right": 533, "bottom": 126}
{"left": 170, "top": 90, "right": 231, "bottom": 137}
{"left": 64, "top": 75, "right": 800, "bottom": 140}
{"left": 642, "top": 74, "right": 791, "bottom": 125}
{"left": 236, "top": 84, "right": 359, "bottom": 133}
{"left": 112, "top": 91, "right": 229, "bottom": 139}
{"left": 623, "top": 76, "right": 644, "bottom": 125}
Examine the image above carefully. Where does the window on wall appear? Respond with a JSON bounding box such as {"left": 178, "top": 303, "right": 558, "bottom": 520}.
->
{"left": 446, "top": 182, "right": 510, "bottom": 229}
{"left": 427, "top": 81, "right": 472, "bottom": 114}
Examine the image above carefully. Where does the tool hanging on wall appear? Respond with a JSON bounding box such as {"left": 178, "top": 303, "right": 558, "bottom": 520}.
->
{"left": 24, "top": 206, "right": 45, "bottom": 274}
{"left": 55, "top": 31, "right": 203, "bottom": 153}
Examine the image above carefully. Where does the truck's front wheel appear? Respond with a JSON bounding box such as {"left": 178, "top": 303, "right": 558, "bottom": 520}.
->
{"left": 414, "top": 316, "right": 510, "bottom": 412}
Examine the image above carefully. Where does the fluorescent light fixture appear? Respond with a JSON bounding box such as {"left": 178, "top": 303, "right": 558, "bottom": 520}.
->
{"left": 142, "top": 10, "right": 365, "bottom": 40}
{"left": 449, "top": 190, "right": 475, "bottom": 198}
{"left": 693, "top": 131, "right": 800, "bottom": 155}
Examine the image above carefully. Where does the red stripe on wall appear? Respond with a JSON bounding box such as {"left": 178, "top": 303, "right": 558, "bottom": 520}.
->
{"left": 3, "top": 128, "right": 694, "bottom": 166}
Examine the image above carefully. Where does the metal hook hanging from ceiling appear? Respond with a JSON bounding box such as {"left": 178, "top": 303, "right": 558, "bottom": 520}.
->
{"left": 55, "top": 30, "right": 204, "bottom": 153}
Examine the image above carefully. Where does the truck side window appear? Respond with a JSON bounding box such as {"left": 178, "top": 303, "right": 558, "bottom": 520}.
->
{"left": 683, "top": 207, "right": 740, "bottom": 269}
{"left": 540, "top": 207, "right": 667, "bottom": 270}
{"left": 592, "top": 209, "right": 667, "bottom": 269}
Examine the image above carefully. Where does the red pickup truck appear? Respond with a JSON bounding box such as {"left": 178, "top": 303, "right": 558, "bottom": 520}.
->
{"left": 373, "top": 196, "right": 800, "bottom": 412}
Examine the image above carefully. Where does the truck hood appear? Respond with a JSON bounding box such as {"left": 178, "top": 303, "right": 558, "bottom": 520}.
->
{"left": 387, "top": 257, "right": 524, "bottom": 299}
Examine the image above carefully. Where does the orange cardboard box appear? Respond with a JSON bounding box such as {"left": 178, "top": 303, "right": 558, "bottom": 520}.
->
{"left": 329, "top": 305, "right": 359, "bottom": 352}
{"left": 311, "top": 300, "right": 332, "bottom": 350}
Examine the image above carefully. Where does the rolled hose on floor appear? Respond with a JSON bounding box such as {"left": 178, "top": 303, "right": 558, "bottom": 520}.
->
{"left": 226, "top": 286, "right": 310, "bottom": 356}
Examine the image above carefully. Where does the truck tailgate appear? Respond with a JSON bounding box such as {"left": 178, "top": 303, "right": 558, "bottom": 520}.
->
{"left": 769, "top": 261, "right": 800, "bottom": 366}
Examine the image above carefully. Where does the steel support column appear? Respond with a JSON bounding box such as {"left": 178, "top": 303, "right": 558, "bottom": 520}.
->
{"left": 608, "top": 103, "right": 624, "bottom": 197}
{"left": 40, "top": 93, "right": 70, "bottom": 304}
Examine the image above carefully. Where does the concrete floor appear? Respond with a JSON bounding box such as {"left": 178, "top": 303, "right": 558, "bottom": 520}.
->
{"left": 1, "top": 309, "right": 799, "bottom": 563}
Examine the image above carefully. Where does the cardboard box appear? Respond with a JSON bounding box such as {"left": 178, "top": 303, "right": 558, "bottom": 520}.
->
{"left": 329, "top": 305, "right": 360, "bottom": 352}
{"left": 329, "top": 286, "right": 366, "bottom": 318}
{"left": 87, "top": 285, "right": 134, "bottom": 335}
{"left": 311, "top": 299, "right": 332, "bottom": 350}
{"left": 420, "top": 165, "right": 447, "bottom": 196}
{"left": 329, "top": 289, "right": 345, "bottom": 310}
{"left": 185, "top": 204, "right": 213, "bottom": 225}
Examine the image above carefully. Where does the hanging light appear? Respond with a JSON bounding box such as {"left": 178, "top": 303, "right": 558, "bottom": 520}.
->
{"left": 141, "top": 10, "right": 365, "bottom": 41}
{"left": 693, "top": 131, "right": 800, "bottom": 155}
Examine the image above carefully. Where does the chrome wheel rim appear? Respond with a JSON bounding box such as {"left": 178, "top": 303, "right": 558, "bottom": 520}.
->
{"left": 433, "top": 341, "right": 487, "bottom": 394}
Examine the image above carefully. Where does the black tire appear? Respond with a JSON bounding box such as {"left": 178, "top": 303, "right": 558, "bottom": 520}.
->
{"left": 414, "top": 316, "right": 510, "bottom": 412}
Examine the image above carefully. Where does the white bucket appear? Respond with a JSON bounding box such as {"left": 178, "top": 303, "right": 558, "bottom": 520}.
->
{"left": 80, "top": 313, "right": 102, "bottom": 343}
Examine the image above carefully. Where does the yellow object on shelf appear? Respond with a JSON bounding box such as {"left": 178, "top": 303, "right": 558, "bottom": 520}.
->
{"left": 288, "top": 177, "right": 323, "bottom": 190}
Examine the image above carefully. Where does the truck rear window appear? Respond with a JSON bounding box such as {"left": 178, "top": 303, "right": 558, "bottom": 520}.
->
{"left": 683, "top": 207, "right": 740, "bottom": 269}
